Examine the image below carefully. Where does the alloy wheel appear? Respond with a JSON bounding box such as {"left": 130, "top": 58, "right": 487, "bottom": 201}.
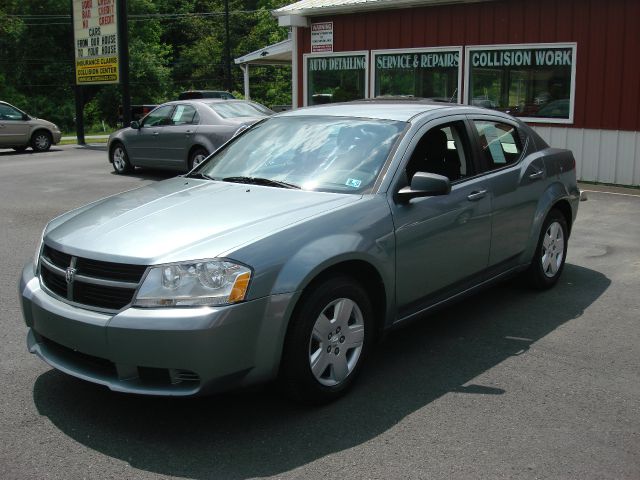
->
{"left": 308, "top": 297, "right": 365, "bottom": 386}
{"left": 541, "top": 220, "right": 565, "bottom": 277}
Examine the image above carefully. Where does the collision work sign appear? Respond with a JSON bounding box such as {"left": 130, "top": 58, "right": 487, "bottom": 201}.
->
{"left": 73, "top": 0, "right": 119, "bottom": 84}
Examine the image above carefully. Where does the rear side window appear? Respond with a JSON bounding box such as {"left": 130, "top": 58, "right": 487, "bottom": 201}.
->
{"left": 172, "top": 105, "right": 199, "bottom": 125}
{"left": 473, "top": 120, "right": 522, "bottom": 171}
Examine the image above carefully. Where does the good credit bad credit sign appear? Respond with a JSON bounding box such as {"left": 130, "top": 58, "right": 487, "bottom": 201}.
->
{"left": 73, "top": 0, "right": 119, "bottom": 84}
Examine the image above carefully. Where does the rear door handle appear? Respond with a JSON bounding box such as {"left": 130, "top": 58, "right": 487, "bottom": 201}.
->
{"left": 528, "top": 169, "right": 544, "bottom": 180}
{"left": 467, "top": 190, "right": 487, "bottom": 201}
{"left": 152, "top": 131, "right": 159, "bottom": 136}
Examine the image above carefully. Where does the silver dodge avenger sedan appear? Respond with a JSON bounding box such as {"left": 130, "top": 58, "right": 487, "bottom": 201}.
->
{"left": 20, "top": 100, "right": 579, "bottom": 404}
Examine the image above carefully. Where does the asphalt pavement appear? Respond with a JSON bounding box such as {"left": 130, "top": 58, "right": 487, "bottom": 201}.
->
{"left": 0, "top": 145, "right": 638, "bottom": 479}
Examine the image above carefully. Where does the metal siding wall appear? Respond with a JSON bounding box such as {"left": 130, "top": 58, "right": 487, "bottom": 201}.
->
{"left": 532, "top": 127, "right": 640, "bottom": 186}
{"left": 617, "top": 132, "right": 637, "bottom": 186}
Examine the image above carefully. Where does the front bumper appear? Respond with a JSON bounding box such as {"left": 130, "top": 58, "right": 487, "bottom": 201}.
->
{"left": 52, "top": 130, "right": 62, "bottom": 144}
{"left": 20, "top": 262, "right": 293, "bottom": 396}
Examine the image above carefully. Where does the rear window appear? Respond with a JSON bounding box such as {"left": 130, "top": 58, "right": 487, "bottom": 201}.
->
{"left": 178, "top": 91, "right": 234, "bottom": 100}
{"left": 207, "top": 102, "right": 273, "bottom": 119}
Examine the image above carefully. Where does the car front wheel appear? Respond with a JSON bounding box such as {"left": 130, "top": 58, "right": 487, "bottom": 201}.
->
{"left": 31, "top": 131, "right": 52, "bottom": 152}
{"left": 111, "top": 143, "right": 132, "bottom": 174}
{"left": 526, "top": 208, "right": 568, "bottom": 289}
{"left": 280, "top": 276, "right": 372, "bottom": 404}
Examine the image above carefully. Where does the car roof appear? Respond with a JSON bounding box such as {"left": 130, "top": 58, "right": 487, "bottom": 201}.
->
{"left": 160, "top": 99, "right": 251, "bottom": 106}
{"left": 276, "top": 99, "right": 513, "bottom": 122}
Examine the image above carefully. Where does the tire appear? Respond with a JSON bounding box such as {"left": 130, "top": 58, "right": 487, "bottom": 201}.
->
{"left": 31, "top": 130, "right": 52, "bottom": 152}
{"left": 110, "top": 143, "right": 133, "bottom": 174}
{"left": 526, "top": 208, "right": 569, "bottom": 290}
{"left": 280, "top": 276, "right": 373, "bottom": 404}
{"left": 12, "top": 146, "right": 27, "bottom": 152}
{"left": 189, "top": 147, "right": 209, "bottom": 170}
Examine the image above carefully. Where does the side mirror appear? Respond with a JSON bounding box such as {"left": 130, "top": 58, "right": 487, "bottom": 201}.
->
{"left": 397, "top": 172, "right": 451, "bottom": 203}
{"left": 130, "top": 120, "right": 140, "bottom": 129}
{"left": 22, "top": 113, "right": 30, "bottom": 121}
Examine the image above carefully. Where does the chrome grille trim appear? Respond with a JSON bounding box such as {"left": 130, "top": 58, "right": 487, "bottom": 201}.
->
{"left": 39, "top": 245, "right": 148, "bottom": 312}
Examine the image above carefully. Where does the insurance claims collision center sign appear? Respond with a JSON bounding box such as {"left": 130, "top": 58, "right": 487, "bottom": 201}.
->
{"left": 73, "top": 0, "right": 119, "bottom": 85}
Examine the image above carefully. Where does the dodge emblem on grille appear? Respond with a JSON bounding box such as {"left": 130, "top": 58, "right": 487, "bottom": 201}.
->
{"left": 65, "top": 267, "right": 77, "bottom": 284}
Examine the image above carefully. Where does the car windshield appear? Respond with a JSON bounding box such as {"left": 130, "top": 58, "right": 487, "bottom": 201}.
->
{"left": 206, "top": 102, "right": 273, "bottom": 118}
{"left": 199, "top": 116, "right": 406, "bottom": 193}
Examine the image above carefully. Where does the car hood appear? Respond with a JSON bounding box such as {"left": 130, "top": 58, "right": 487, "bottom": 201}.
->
{"left": 31, "top": 117, "right": 58, "bottom": 129}
{"left": 44, "top": 177, "right": 360, "bottom": 265}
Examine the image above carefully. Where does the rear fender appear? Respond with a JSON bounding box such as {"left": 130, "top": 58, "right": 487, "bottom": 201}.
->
{"left": 520, "top": 181, "right": 576, "bottom": 264}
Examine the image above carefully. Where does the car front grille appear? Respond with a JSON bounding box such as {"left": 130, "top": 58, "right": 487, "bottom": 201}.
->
{"left": 39, "top": 245, "right": 147, "bottom": 311}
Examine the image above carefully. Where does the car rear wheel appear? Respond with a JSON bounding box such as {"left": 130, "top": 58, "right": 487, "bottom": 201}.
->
{"left": 189, "top": 147, "right": 208, "bottom": 170}
{"left": 31, "top": 131, "right": 52, "bottom": 152}
{"left": 280, "top": 276, "right": 372, "bottom": 404}
{"left": 526, "top": 208, "right": 568, "bottom": 289}
{"left": 111, "top": 143, "right": 133, "bottom": 174}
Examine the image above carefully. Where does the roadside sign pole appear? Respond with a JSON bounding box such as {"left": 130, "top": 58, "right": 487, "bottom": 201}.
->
{"left": 118, "top": 0, "right": 131, "bottom": 126}
{"left": 70, "top": 0, "right": 85, "bottom": 145}
{"left": 74, "top": 85, "right": 85, "bottom": 145}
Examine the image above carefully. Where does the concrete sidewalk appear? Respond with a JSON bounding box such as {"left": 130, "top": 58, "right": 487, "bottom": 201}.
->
{"left": 61, "top": 134, "right": 110, "bottom": 141}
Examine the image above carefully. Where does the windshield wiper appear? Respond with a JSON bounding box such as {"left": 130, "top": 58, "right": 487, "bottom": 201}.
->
{"left": 187, "top": 171, "right": 214, "bottom": 180}
{"left": 222, "top": 176, "right": 300, "bottom": 189}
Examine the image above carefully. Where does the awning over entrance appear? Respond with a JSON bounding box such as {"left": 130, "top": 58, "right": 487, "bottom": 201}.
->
{"left": 234, "top": 38, "right": 292, "bottom": 100}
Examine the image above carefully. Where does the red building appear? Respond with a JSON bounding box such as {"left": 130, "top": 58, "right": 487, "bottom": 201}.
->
{"left": 271, "top": 0, "right": 640, "bottom": 186}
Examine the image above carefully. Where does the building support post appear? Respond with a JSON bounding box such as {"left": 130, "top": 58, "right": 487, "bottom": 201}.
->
{"left": 292, "top": 26, "right": 299, "bottom": 108}
{"left": 241, "top": 64, "right": 250, "bottom": 100}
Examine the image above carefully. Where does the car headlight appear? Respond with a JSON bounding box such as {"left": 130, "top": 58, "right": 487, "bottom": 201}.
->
{"left": 34, "top": 227, "right": 46, "bottom": 272}
{"left": 133, "top": 259, "right": 252, "bottom": 307}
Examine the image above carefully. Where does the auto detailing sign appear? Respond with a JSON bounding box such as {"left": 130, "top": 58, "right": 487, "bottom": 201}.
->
{"left": 308, "top": 55, "right": 366, "bottom": 72}
{"left": 73, "top": 0, "right": 119, "bottom": 84}
{"left": 311, "top": 22, "right": 333, "bottom": 53}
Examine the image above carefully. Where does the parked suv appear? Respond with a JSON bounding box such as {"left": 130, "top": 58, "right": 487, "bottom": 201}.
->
{"left": 0, "top": 101, "right": 61, "bottom": 152}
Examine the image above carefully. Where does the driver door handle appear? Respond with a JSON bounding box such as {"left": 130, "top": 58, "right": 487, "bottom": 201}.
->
{"left": 529, "top": 169, "right": 545, "bottom": 180}
{"left": 467, "top": 190, "right": 487, "bottom": 201}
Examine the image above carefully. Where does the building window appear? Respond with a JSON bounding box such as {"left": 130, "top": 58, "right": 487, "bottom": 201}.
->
{"left": 465, "top": 43, "right": 577, "bottom": 124}
{"left": 304, "top": 51, "right": 369, "bottom": 106}
{"left": 372, "top": 47, "right": 462, "bottom": 102}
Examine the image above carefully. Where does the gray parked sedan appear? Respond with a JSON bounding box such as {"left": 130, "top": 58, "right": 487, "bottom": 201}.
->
{"left": 20, "top": 100, "right": 579, "bottom": 404}
{"left": 107, "top": 99, "right": 273, "bottom": 174}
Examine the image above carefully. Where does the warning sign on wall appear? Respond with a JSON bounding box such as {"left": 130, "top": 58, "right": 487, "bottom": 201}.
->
{"left": 311, "top": 22, "right": 333, "bottom": 53}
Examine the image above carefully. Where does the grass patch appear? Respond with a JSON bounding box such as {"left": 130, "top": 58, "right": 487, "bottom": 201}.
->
{"left": 59, "top": 137, "right": 109, "bottom": 145}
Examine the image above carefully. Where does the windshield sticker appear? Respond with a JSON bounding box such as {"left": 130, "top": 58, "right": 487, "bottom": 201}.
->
{"left": 346, "top": 178, "right": 362, "bottom": 188}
